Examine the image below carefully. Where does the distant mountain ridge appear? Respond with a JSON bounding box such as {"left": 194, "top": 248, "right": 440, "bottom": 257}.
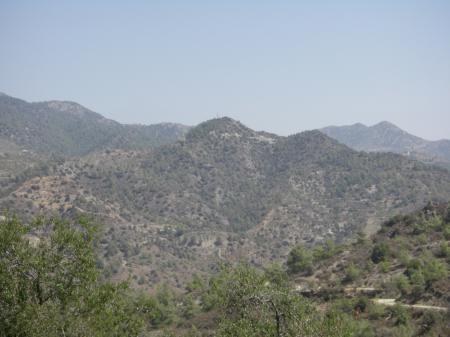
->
{"left": 0, "top": 93, "right": 190, "bottom": 156}
{"left": 321, "top": 121, "right": 450, "bottom": 169}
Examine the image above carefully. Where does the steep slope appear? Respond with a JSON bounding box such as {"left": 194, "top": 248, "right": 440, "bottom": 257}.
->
{"left": 3, "top": 117, "right": 450, "bottom": 288}
{"left": 321, "top": 122, "right": 450, "bottom": 169}
{"left": 0, "top": 93, "right": 189, "bottom": 156}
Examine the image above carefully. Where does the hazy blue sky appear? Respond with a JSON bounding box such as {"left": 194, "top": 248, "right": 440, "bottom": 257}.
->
{"left": 1, "top": 1, "right": 449, "bottom": 140}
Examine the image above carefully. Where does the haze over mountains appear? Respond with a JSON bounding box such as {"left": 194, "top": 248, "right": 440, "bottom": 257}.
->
{"left": 0, "top": 93, "right": 189, "bottom": 156}
{"left": 2, "top": 92, "right": 449, "bottom": 169}
{"left": 321, "top": 122, "right": 450, "bottom": 169}
{"left": 1, "top": 93, "right": 450, "bottom": 287}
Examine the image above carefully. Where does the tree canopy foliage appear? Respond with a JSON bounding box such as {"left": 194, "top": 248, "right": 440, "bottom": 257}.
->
{"left": 0, "top": 215, "right": 143, "bottom": 337}
{"left": 195, "top": 263, "right": 357, "bottom": 337}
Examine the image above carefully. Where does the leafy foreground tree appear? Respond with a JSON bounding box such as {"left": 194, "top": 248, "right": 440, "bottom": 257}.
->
{"left": 0, "top": 215, "right": 368, "bottom": 337}
{"left": 0, "top": 215, "right": 143, "bottom": 337}
{"left": 201, "top": 264, "right": 356, "bottom": 337}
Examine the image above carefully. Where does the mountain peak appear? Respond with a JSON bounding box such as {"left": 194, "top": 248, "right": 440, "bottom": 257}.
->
{"left": 202, "top": 116, "right": 244, "bottom": 129}
{"left": 372, "top": 121, "right": 400, "bottom": 130}
{"left": 42, "top": 100, "right": 96, "bottom": 117}
{"left": 185, "top": 117, "right": 255, "bottom": 141}
{"left": 283, "top": 129, "right": 348, "bottom": 155}
{"left": 352, "top": 122, "right": 367, "bottom": 128}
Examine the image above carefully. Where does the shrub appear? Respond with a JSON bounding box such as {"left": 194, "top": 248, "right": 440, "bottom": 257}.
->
{"left": 371, "top": 243, "right": 389, "bottom": 264}
{"left": 397, "top": 249, "right": 411, "bottom": 267}
{"left": 351, "top": 320, "right": 376, "bottom": 337}
{"left": 412, "top": 219, "right": 427, "bottom": 235}
{"left": 354, "top": 297, "right": 369, "bottom": 313}
{"left": 445, "top": 207, "right": 450, "bottom": 224}
{"left": 313, "top": 239, "right": 337, "bottom": 261}
{"left": 421, "top": 255, "right": 448, "bottom": 285}
{"left": 393, "top": 275, "right": 410, "bottom": 295}
{"left": 408, "top": 269, "right": 426, "bottom": 294}
{"left": 416, "top": 234, "right": 427, "bottom": 244}
{"left": 331, "top": 298, "right": 355, "bottom": 315}
{"left": 436, "top": 241, "right": 450, "bottom": 258}
{"left": 264, "top": 263, "right": 289, "bottom": 287}
{"left": 186, "top": 274, "right": 204, "bottom": 293}
{"left": 390, "top": 325, "right": 414, "bottom": 337}
{"left": 420, "top": 310, "right": 441, "bottom": 333}
{"left": 379, "top": 260, "right": 390, "bottom": 273}
{"left": 367, "top": 303, "right": 385, "bottom": 320}
{"left": 444, "top": 224, "right": 450, "bottom": 240}
{"left": 287, "top": 245, "right": 313, "bottom": 274}
{"left": 389, "top": 305, "right": 411, "bottom": 326}
{"left": 343, "top": 264, "right": 361, "bottom": 283}
{"left": 180, "top": 294, "right": 197, "bottom": 319}
{"left": 406, "top": 254, "right": 448, "bottom": 289}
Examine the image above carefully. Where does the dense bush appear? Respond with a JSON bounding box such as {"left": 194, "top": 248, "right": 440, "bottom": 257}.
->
{"left": 389, "top": 305, "right": 411, "bottom": 326}
{"left": 287, "top": 245, "right": 313, "bottom": 275}
{"left": 343, "top": 264, "right": 361, "bottom": 283}
{"left": 371, "top": 243, "right": 390, "bottom": 264}
{"left": 406, "top": 254, "right": 448, "bottom": 289}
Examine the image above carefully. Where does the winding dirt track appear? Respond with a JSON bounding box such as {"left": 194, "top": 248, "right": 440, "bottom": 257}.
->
{"left": 372, "top": 299, "right": 448, "bottom": 312}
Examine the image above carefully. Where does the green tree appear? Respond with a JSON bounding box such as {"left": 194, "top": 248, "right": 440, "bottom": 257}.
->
{"left": 287, "top": 245, "right": 313, "bottom": 275}
{"left": 0, "top": 215, "right": 143, "bottom": 337}
{"left": 211, "top": 264, "right": 355, "bottom": 337}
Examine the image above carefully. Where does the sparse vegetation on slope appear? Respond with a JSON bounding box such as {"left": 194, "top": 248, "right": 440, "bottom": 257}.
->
{"left": 2, "top": 117, "right": 450, "bottom": 289}
{"left": 291, "top": 202, "right": 450, "bottom": 336}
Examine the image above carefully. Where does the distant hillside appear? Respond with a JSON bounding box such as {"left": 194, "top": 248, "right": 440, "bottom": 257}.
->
{"left": 3, "top": 117, "right": 450, "bottom": 288}
{"left": 0, "top": 93, "right": 190, "bottom": 156}
{"left": 321, "top": 122, "right": 450, "bottom": 169}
